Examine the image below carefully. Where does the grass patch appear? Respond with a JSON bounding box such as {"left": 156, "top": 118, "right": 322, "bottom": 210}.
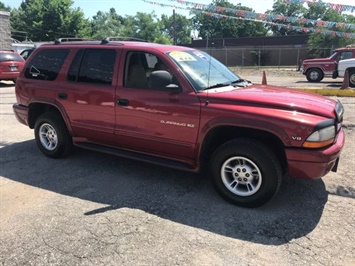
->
{"left": 296, "top": 88, "right": 355, "bottom": 97}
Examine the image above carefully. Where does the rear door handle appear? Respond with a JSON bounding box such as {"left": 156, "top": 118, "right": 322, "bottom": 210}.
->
{"left": 57, "top": 93, "right": 67, "bottom": 99}
{"left": 117, "top": 99, "right": 129, "bottom": 106}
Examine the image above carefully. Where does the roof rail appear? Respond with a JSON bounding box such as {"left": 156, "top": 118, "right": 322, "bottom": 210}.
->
{"left": 101, "top": 36, "right": 149, "bottom": 43}
{"left": 54, "top": 38, "right": 91, "bottom": 44}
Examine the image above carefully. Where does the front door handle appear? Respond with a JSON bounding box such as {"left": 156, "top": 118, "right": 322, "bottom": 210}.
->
{"left": 57, "top": 93, "right": 67, "bottom": 99}
{"left": 117, "top": 99, "right": 129, "bottom": 106}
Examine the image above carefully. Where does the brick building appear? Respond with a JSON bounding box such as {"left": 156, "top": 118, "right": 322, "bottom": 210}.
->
{"left": 0, "top": 11, "right": 11, "bottom": 50}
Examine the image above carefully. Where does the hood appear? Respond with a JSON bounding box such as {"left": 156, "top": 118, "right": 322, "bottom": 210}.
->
{"left": 339, "top": 58, "right": 355, "bottom": 65}
{"left": 201, "top": 84, "right": 337, "bottom": 119}
{"left": 302, "top": 57, "right": 332, "bottom": 64}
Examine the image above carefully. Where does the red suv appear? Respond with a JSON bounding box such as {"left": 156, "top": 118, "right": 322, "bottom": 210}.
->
{"left": 13, "top": 40, "right": 345, "bottom": 207}
{"left": 0, "top": 50, "right": 25, "bottom": 83}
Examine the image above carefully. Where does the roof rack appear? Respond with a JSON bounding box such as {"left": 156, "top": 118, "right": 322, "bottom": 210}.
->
{"left": 346, "top": 44, "right": 355, "bottom": 48}
{"left": 101, "top": 36, "right": 149, "bottom": 44}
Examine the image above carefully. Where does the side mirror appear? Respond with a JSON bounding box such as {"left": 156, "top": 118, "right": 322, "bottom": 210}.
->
{"left": 149, "top": 70, "right": 180, "bottom": 91}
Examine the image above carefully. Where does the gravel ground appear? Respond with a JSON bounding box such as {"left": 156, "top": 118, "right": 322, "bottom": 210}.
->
{"left": 0, "top": 79, "right": 354, "bottom": 266}
{"left": 232, "top": 67, "right": 344, "bottom": 89}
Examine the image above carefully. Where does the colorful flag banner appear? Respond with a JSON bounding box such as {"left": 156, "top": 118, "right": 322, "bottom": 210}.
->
{"left": 143, "top": 0, "right": 355, "bottom": 39}
{"left": 167, "top": 0, "right": 355, "bottom": 30}
{"left": 281, "top": 0, "right": 355, "bottom": 13}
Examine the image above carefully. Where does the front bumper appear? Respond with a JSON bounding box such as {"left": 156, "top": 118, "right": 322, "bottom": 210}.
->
{"left": 285, "top": 129, "right": 345, "bottom": 179}
{"left": 13, "top": 103, "right": 30, "bottom": 126}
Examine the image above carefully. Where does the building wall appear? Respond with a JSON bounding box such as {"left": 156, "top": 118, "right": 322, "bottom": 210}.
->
{"left": 185, "top": 35, "right": 310, "bottom": 67}
{"left": 0, "top": 11, "right": 11, "bottom": 50}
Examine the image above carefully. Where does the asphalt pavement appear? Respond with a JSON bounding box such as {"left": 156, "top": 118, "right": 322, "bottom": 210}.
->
{"left": 0, "top": 81, "right": 354, "bottom": 266}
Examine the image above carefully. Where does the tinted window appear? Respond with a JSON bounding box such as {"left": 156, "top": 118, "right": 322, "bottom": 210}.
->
{"left": 0, "top": 52, "right": 23, "bottom": 62}
{"left": 76, "top": 49, "right": 116, "bottom": 85}
{"left": 24, "top": 49, "right": 69, "bottom": 81}
{"left": 67, "top": 49, "right": 84, "bottom": 82}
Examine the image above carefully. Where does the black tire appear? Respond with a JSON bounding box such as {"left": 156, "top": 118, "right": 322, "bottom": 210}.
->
{"left": 306, "top": 68, "right": 324, "bottom": 82}
{"left": 209, "top": 138, "right": 282, "bottom": 208}
{"left": 349, "top": 70, "right": 355, "bottom": 88}
{"left": 34, "top": 113, "right": 73, "bottom": 158}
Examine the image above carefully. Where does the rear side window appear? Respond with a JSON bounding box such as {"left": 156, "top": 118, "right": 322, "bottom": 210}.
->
{"left": 0, "top": 52, "right": 23, "bottom": 62}
{"left": 68, "top": 49, "right": 116, "bottom": 85}
{"left": 24, "top": 49, "right": 69, "bottom": 81}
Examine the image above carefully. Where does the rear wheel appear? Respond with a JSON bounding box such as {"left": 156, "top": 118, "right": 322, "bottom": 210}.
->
{"left": 209, "top": 138, "right": 282, "bottom": 208}
{"left": 306, "top": 68, "right": 324, "bottom": 82}
{"left": 34, "top": 113, "right": 73, "bottom": 158}
{"left": 349, "top": 70, "right": 355, "bottom": 88}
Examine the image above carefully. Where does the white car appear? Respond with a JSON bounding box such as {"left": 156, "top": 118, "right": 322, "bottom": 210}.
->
{"left": 333, "top": 58, "right": 355, "bottom": 87}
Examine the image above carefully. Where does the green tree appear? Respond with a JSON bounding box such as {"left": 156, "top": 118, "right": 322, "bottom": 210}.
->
{"left": 267, "top": 0, "right": 307, "bottom": 36}
{"left": 10, "top": 0, "right": 90, "bottom": 41}
{"left": 306, "top": 5, "right": 355, "bottom": 56}
{"left": 160, "top": 13, "right": 192, "bottom": 44}
{"left": 90, "top": 8, "right": 125, "bottom": 40}
{"left": 0, "top": 1, "right": 11, "bottom": 11}
{"left": 121, "top": 12, "right": 167, "bottom": 43}
{"left": 192, "top": 0, "right": 268, "bottom": 39}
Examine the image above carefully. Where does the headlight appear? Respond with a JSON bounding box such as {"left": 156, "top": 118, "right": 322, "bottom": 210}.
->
{"left": 303, "top": 125, "right": 336, "bottom": 148}
{"left": 335, "top": 101, "right": 344, "bottom": 122}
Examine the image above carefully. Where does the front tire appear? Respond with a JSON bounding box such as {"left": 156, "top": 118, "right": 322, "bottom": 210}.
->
{"left": 349, "top": 70, "right": 355, "bottom": 88}
{"left": 306, "top": 68, "right": 324, "bottom": 82}
{"left": 34, "top": 113, "right": 73, "bottom": 158}
{"left": 210, "top": 139, "right": 282, "bottom": 208}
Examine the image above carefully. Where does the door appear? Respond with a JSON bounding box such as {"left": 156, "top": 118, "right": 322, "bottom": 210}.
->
{"left": 60, "top": 48, "right": 120, "bottom": 144}
{"left": 114, "top": 51, "right": 201, "bottom": 161}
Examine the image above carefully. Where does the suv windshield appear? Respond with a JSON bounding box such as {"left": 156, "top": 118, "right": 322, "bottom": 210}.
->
{"left": 167, "top": 50, "right": 241, "bottom": 91}
{"left": 0, "top": 52, "right": 23, "bottom": 63}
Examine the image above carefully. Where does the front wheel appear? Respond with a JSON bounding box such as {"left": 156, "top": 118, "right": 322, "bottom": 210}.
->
{"left": 209, "top": 139, "right": 282, "bottom": 208}
{"left": 349, "top": 70, "right": 355, "bottom": 88}
{"left": 34, "top": 113, "right": 73, "bottom": 158}
{"left": 306, "top": 68, "right": 324, "bottom": 82}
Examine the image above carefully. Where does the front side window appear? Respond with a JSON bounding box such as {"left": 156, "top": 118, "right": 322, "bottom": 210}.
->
{"left": 123, "top": 51, "right": 182, "bottom": 91}
{"left": 167, "top": 50, "right": 241, "bottom": 91}
{"left": 24, "top": 49, "right": 69, "bottom": 81}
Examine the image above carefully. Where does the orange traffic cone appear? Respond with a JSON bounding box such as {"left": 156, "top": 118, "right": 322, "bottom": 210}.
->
{"left": 340, "top": 70, "right": 350, "bottom": 90}
{"left": 262, "top": 70, "right": 267, "bottom": 85}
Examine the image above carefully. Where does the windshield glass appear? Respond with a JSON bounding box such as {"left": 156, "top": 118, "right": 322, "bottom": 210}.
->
{"left": 329, "top": 51, "right": 338, "bottom": 59}
{"left": 167, "top": 50, "right": 241, "bottom": 91}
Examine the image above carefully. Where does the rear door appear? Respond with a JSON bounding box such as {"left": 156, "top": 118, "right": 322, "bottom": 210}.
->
{"left": 63, "top": 48, "right": 121, "bottom": 144}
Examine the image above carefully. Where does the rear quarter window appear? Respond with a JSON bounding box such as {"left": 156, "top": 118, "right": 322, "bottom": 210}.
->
{"left": 24, "top": 49, "right": 69, "bottom": 81}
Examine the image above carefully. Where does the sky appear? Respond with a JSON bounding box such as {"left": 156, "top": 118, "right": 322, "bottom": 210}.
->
{"left": 2, "top": 0, "right": 355, "bottom": 19}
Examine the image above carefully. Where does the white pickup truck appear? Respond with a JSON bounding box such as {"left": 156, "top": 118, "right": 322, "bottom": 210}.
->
{"left": 333, "top": 58, "right": 355, "bottom": 87}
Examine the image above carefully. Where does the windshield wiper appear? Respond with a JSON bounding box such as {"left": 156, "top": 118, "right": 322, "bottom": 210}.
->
{"left": 203, "top": 82, "right": 230, "bottom": 90}
{"left": 230, "top": 79, "right": 251, "bottom": 87}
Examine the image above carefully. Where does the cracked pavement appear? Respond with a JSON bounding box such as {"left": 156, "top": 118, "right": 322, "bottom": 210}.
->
{"left": 1, "top": 80, "right": 354, "bottom": 266}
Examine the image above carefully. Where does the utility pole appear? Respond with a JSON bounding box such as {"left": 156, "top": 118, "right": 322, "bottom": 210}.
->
{"left": 173, "top": 9, "right": 176, "bottom": 45}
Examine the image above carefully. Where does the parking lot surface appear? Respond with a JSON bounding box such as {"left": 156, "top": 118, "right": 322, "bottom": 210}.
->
{"left": 1, "top": 75, "right": 354, "bottom": 265}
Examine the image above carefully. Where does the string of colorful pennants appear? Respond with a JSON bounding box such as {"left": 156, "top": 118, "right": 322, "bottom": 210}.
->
{"left": 167, "top": 0, "right": 355, "bottom": 30}
{"left": 281, "top": 0, "right": 355, "bottom": 13}
{"left": 142, "top": 0, "right": 355, "bottom": 39}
